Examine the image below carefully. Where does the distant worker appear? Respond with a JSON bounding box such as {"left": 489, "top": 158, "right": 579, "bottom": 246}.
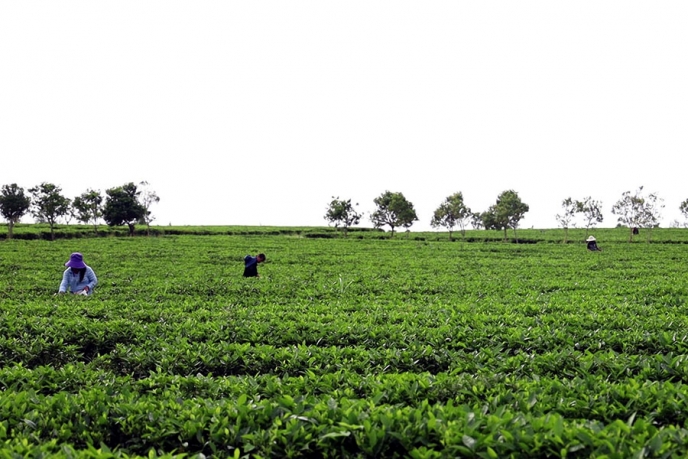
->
{"left": 243, "top": 253, "right": 266, "bottom": 277}
{"left": 632, "top": 227, "right": 639, "bottom": 235}
{"left": 58, "top": 252, "right": 98, "bottom": 295}
{"left": 586, "top": 236, "right": 602, "bottom": 252}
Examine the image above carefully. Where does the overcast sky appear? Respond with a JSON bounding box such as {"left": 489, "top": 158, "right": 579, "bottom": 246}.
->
{"left": 2, "top": 2, "right": 686, "bottom": 230}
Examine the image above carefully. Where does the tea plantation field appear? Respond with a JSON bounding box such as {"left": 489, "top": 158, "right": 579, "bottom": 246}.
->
{"left": 1, "top": 233, "right": 688, "bottom": 457}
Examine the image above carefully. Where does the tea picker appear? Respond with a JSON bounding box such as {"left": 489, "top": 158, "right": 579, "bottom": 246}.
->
{"left": 243, "top": 253, "right": 266, "bottom": 277}
{"left": 586, "top": 236, "right": 602, "bottom": 252}
{"left": 58, "top": 252, "right": 98, "bottom": 295}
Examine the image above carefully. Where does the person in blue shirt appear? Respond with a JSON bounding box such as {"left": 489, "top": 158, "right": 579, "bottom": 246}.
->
{"left": 58, "top": 252, "right": 98, "bottom": 295}
{"left": 243, "top": 253, "right": 266, "bottom": 277}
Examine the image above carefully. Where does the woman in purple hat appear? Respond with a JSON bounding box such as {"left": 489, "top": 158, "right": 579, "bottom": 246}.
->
{"left": 58, "top": 252, "right": 98, "bottom": 295}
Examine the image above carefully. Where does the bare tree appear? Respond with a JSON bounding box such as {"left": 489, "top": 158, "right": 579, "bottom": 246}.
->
{"left": 611, "top": 186, "right": 664, "bottom": 242}
{"left": 576, "top": 197, "right": 603, "bottom": 236}
{"left": 138, "top": 181, "right": 160, "bottom": 236}
{"left": 639, "top": 190, "right": 664, "bottom": 242}
{"left": 555, "top": 197, "right": 577, "bottom": 243}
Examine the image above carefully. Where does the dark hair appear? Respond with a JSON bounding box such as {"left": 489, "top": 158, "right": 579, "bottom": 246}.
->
{"left": 75, "top": 267, "right": 87, "bottom": 282}
{"left": 257, "top": 253, "right": 266, "bottom": 261}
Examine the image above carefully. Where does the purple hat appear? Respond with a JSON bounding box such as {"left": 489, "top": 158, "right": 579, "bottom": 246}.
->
{"left": 65, "top": 253, "right": 86, "bottom": 269}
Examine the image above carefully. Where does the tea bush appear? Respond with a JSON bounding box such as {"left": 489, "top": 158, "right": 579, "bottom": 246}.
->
{"left": 1, "top": 233, "right": 688, "bottom": 457}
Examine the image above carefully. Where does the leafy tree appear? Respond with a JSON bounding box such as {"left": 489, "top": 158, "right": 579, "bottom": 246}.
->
{"left": 611, "top": 189, "right": 644, "bottom": 240}
{"left": 575, "top": 197, "right": 603, "bottom": 236}
{"left": 138, "top": 181, "right": 160, "bottom": 236}
{"left": 555, "top": 197, "right": 577, "bottom": 243}
{"left": 324, "top": 197, "right": 362, "bottom": 237}
{"left": 470, "top": 212, "right": 484, "bottom": 230}
{"left": 0, "top": 184, "right": 31, "bottom": 239}
{"left": 483, "top": 190, "right": 529, "bottom": 242}
{"left": 431, "top": 192, "right": 472, "bottom": 241}
{"left": 28, "top": 182, "right": 71, "bottom": 240}
{"left": 370, "top": 191, "right": 418, "bottom": 238}
{"left": 480, "top": 207, "right": 504, "bottom": 233}
{"left": 611, "top": 186, "right": 664, "bottom": 242}
{"left": 72, "top": 189, "right": 103, "bottom": 234}
{"left": 639, "top": 191, "right": 664, "bottom": 242}
{"left": 680, "top": 199, "right": 688, "bottom": 228}
{"left": 103, "top": 182, "right": 146, "bottom": 236}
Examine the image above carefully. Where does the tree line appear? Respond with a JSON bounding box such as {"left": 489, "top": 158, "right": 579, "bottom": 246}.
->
{"left": 326, "top": 190, "right": 530, "bottom": 241}
{"left": 0, "top": 182, "right": 159, "bottom": 240}
{"left": 326, "top": 188, "right": 688, "bottom": 242}
{"left": 555, "top": 186, "right": 673, "bottom": 243}
{"left": 3, "top": 181, "right": 688, "bottom": 242}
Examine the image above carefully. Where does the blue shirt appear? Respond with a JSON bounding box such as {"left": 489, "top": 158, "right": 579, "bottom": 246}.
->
{"left": 244, "top": 255, "right": 259, "bottom": 277}
{"left": 59, "top": 266, "right": 98, "bottom": 294}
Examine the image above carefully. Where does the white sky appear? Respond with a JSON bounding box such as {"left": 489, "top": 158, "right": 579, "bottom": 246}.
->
{"left": 1, "top": 2, "right": 687, "bottom": 230}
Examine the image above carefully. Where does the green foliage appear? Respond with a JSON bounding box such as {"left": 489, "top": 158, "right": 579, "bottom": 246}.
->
{"left": 0, "top": 183, "right": 31, "bottom": 239}
{"left": 469, "top": 212, "right": 483, "bottom": 230}
{"left": 103, "top": 183, "right": 147, "bottom": 236}
{"left": 480, "top": 207, "right": 501, "bottom": 232}
{"left": 482, "top": 190, "right": 529, "bottom": 241}
{"left": 73, "top": 189, "right": 104, "bottom": 234}
{"left": 3, "top": 235, "right": 688, "bottom": 456}
{"left": 3, "top": 224, "right": 688, "bottom": 245}
{"left": 324, "top": 197, "right": 362, "bottom": 237}
{"left": 679, "top": 199, "right": 688, "bottom": 228}
{"left": 430, "top": 192, "right": 472, "bottom": 241}
{"left": 371, "top": 191, "right": 418, "bottom": 237}
{"left": 28, "top": 182, "right": 71, "bottom": 240}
